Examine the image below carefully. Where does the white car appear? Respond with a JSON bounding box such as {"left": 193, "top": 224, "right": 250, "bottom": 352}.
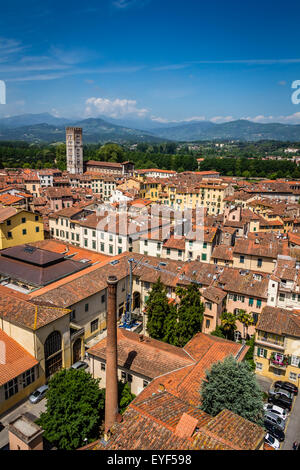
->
{"left": 263, "top": 403, "right": 288, "bottom": 420}
{"left": 29, "top": 384, "right": 49, "bottom": 404}
{"left": 70, "top": 361, "right": 89, "bottom": 371}
{"left": 264, "top": 433, "right": 280, "bottom": 450}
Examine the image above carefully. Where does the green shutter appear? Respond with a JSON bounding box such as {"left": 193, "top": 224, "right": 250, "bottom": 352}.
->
{"left": 264, "top": 349, "right": 267, "bottom": 358}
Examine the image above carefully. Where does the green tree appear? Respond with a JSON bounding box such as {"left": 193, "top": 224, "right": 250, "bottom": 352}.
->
{"left": 210, "top": 325, "right": 225, "bottom": 338}
{"left": 200, "top": 355, "right": 264, "bottom": 424}
{"left": 37, "top": 369, "right": 105, "bottom": 450}
{"left": 96, "top": 143, "right": 124, "bottom": 162}
{"left": 244, "top": 336, "right": 256, "bottom": 370}
{"left": 55, "top": 143, "right": 66, "bottom": 171}
{"left": 118, "top": 381, "right": 136, "bottom": 414}
{"left": 175, "top": 283, "right": 204, "bottom": 347}
{"left": 237, "top": 309, "right": 253, "bottom": 339}
{"left": 220, "top": 311, "right": 237, "bottom": 340}
{"left": 146, "top": 278, "right": 172, "bottom": 340}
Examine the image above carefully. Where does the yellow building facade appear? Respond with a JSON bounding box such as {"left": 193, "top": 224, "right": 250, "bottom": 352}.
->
{"left": 0, "top": 208, "right": 44, "bottom": 249}
{"left": 254, "top": 306, "right": 300, "bottom": 385}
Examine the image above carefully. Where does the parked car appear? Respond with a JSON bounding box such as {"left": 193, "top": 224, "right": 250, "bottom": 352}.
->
{"left": 274, "top": 381, "right": 298, "bottom": 396}
{"left": 264, "top": 411, "right": 285, "bottom": 431}
{"left": 269, "top": 386, "right": 294, "bottom": 399}
{"left": 264, "top": 421, "right": 285, "bottom": 442}
{"left": 264, "top": 433, "right": 280, "bottom": 450}
{"left": 70, "top": 361, "right": 89, "bottom": 371}
{"left": 29, "top": 385, "right": 48, "bottom": 404}
{"left": 268, "top": 392, "right": 293, "bottom": 412}
{"left": 263, "top": 404, "right": 288, "bottom": 420}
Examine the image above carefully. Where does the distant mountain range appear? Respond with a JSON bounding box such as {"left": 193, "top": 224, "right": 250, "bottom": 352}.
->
{"left": 0, "top": 114, "right": 166, "bottom": 144}
{"left": 1, "top": 113, "right": 300, "bottom": 143}
{"left": 149, "top": 119, "right": 300, "bottom": 142}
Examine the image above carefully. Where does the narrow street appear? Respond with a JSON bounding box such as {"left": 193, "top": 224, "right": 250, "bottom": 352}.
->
{"left": 282, "top": 392, "right": 300, "bottom": 450}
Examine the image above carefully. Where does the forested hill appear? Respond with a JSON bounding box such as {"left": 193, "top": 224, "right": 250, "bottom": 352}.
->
{"left": 151, "top": 119, "right": 300, "bottom": 142}
{"left": 1, "top": 114, "right": 300, "bottom": 142}
{"left": 0, "top": 141, "right": 299, "bottom": 179}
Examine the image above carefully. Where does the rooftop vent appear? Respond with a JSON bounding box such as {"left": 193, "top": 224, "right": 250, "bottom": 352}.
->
{"left": 24, "top": 245, "right": 36, "bottom": 253}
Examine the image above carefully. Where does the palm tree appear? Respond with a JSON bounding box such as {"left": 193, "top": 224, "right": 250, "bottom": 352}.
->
{"left": 220, "top": 311, "right": 237, "bottom": 340}
{"left": 237, "top": 309, "right": 254, "bottom": 339}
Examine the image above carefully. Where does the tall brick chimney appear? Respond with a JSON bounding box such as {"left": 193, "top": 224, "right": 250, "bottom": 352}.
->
{"left": 104, "top": 275, "right": 119, "bottom": 436}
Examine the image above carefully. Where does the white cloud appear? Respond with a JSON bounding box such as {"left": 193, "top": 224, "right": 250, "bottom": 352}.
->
{"left": 243, "top": 113, "right": 300, "bottom": 124}
{"left": 210, "top": 115, "right": 234, "bottom": 123}
{"left": 112, "top": 0, "right": 150, "bottom": 8}
{"left": 151, "top": 115, "right": 206, "bottom": 123}
{"left": 85, "top": 97, "right": 149, "bottom": 118}
{"left": 0, "top": 38, "right": 25, "bottom": 56}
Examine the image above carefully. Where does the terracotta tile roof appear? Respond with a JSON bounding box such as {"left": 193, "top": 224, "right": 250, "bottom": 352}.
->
{"left": 186, "top": 226, "right": 217, "bottom": 243}
{"left": 211, "top": 244, "right": 234, "bottom": 261}
{"left": 274, "top": 258, "right": 297, "bottom": 281}
{"left": 32, "top": 196, "right": 47, "bottom": 206}
{"left": 29, "top": 252, "right": 130, "bottom": 307}
{"left": 163, "top": 236, "right": 185, "bottom": 250}
{"left": 177, "top": 340, "right": 248, "bottom": 406}
{"left": 202, "top": 286, "right": 227, "bottom": 304}
{"left": 135, "top": 333, "right": 248, "bottom": 408}
{"left": 257, "top": 306, "right": 300, "bottom": 338}
{"left": 43, "top": 187, "right": 73, "bottom": 198}
{"left": 0, "top": 287, "right": 70, "bottom": 329}
{"left": 138, "top": 168, "right": 177, "bottom": 174}
{"left": 288, "top": 232, "right": 300, "bottom": 246}
{"left": 49, "top": 206, "right": 90, "bottom": 219}
{"left": 0, "top": 329, "right": 38, "bottom": 386}
{"left": 0, "top": 205, "right": 18, "bottom": 222}
{"left": 217, "top": 268, "right": 269, "bottom": 299}
{"left": 86, "top": 160, "right": 122, "bottom": 168}
{"left": 200, "top": 408, "right": 265, "bottom": 450}
{"left": 175, "top": 413, "right": 199, "bottom": 438}
{"left": 88, "top": 329, "right": 193, "bottom": 379}
{"left": 0, "top": 194, "right": 24, "bottom": 205}
{"left": 93, "top": 390, "right": 263, "bottom": 451}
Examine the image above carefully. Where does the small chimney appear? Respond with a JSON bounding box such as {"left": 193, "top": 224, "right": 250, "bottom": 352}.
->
{"left": 104, "top": 275, "right": 119, "bottom": 437}
{"left": 8, "top": 414, "right": 44, "bottom": 450}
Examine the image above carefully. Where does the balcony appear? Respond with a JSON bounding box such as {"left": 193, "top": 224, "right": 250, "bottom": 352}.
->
{"left": 70, "top": 324, "right": 85, "bottom": 341}
{"left": 269, "top": 353, "right": 290, "bottom": 369}
{"left": 256, "top": 335, "right": 285, "bottom": 350}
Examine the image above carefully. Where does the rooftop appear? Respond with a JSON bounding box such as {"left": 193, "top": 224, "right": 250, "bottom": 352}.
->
{"left": 0, "top": 329, "right": 38, "bottom": 386}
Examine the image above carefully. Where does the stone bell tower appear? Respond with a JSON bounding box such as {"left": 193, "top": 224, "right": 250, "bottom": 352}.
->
{"left": 66, "top": 127, "right": 83, "bottom": 174}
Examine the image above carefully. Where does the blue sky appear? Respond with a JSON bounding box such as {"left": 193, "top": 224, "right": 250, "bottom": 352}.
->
{"left": 1, "top": 0, "right": 300, "bottom": 124}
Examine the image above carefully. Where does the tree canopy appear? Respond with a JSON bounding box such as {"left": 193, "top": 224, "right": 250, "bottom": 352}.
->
{"left": 37, "top": 368, "right": 105, "bottom": 450}
{"left": 220, "top": 311, "right": 237, "bottom": 340}
{"left": 200, "top": 355, "right": 264, "bottom": 425}
{"left": 146, "top": 279, "right": 204, "bottom": 347}
{"left": 146, "top": 277, "right": 174, "bottom": 340}
{"left": 174, "top": 283, "right": 204, "bottom": 347}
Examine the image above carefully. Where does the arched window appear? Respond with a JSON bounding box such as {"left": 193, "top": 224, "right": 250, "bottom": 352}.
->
{"left": 44, "top": 331, "right": 61, "bottom": 359}
{"left": 44, "top": 331, "right": 62, "bottom": 377}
